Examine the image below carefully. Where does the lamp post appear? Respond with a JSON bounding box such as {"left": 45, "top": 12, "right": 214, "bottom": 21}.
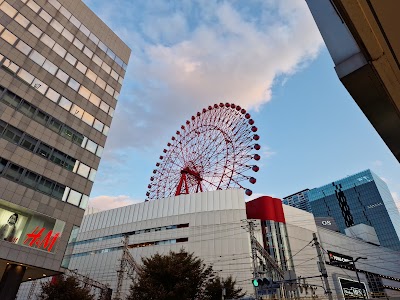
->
{"left": 352, "top": 257, "right": 367, "bottom": 300}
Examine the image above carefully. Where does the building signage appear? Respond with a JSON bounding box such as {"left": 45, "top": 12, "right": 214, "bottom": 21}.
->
{"left": 339, "top": 277, "right": 367, "bottom": 299}
{"left": 0, "top": 199, "right": 65, "bottom": 253}
{"left": 327, "top": 250, "right": 353, "bottom": 265}
{"left": 367, "top": 202, "right": 383, "bottom": 209}
{"left": 314, "top": 217, "right": 339, "bottom": 232}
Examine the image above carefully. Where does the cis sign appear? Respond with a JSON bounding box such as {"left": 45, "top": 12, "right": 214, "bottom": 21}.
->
{"left": 23, "top": 226, "right": 61, "bottom": 252}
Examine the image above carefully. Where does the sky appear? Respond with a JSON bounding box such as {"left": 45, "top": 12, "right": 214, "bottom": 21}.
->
{"left": 82, "top": 0, "right": 400, "bottom": 212}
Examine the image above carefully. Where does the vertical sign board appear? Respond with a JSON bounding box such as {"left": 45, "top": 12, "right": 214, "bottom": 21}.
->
{"left": 339, "top": 277, "right": 367, "bottom": 299}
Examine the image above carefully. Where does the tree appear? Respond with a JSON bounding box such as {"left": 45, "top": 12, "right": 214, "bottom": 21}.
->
{"left": 39, "top": 274, "right": 95, "bottom": 300}
{"left": 127, "top": 249, "right": 214, "bottom": 300}
{"left": 204, "top": 276, "right": 245, "bottom": 300}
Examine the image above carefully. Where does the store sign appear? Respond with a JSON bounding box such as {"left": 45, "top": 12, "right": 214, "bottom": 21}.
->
{"left": 0, "top": 199, "right": 65, "bottom": 253}
{"left": 327, "top": 250, "right": 353, "bottom": 265}
{"left": 339, "top": 277, "right": 367, "bottom": 299}
{"left": 314, "top": 217, "right": 339, "bottom": 232}
{"left": 24, "top": 226, "right": 61, "bottom": 252}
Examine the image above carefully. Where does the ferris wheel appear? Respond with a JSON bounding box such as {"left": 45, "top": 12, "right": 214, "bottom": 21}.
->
{"left": 146, "top": 103, "right": 261, "bottom": 200}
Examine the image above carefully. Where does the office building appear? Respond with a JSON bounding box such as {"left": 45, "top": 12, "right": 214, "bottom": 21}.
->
{"left": 308, "top": 169, "right": 400, "bottom": 251}
{"left": 0, "top": 0, "right": 130, "bottom": 298}
{"left": 282, "top": 189, "right": 311, "bottom": 212}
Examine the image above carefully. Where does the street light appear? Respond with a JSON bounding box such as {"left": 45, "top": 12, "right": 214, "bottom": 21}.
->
{"left": 352, "top": 257, "right": 367, "bottom": 300}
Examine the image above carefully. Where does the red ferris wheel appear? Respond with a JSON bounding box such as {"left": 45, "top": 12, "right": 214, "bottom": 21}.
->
{"left": 146, "top": 103, "right": 261, "bottom": 200}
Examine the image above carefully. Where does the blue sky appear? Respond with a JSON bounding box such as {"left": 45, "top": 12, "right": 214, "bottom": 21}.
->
{"left": 82, "top": 0, "right": 400, "bottom": 211}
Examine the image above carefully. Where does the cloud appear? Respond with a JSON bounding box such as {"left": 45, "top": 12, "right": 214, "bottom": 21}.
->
{"left": 86, "top": 0, "right": 323, "bottom": 151}
{"left": 88, "top": 195, "right": 142, "bottom": 211}
{"left": 372, "top": 160, "right": 383, "bottom": 168}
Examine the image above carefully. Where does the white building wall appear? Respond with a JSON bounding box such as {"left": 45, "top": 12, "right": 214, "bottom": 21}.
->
{"left": 66, "top": 189, "right": 253, "bottom": 299}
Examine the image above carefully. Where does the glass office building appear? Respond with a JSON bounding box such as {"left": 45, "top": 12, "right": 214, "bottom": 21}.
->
{"left": 282, "top": 189, "right": 312, "bottom": 213}
{"left": 308, "top": 170, "right": 400, "bottom": 251}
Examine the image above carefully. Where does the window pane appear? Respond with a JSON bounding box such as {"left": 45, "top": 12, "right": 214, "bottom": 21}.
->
{"left": 46, "top": 88, "right": 60, "bottom": 102}
{"left": 28, "top": 24, "right": 42, "bottom": 38}
{"left": 31, "top": 78, "right": 47, "bottom": 95}
{"left": 64, "top": 156, "right": 76, "bottom": 171}
{"left": 107, "top": 48, "right": 116, "bottom": 60}
{"left": 109, "top": 107, "right": 115, "bottom": 117}
{"left": 21, "top": 135, "right": 38, "bottom": 152}
{"left": 1, "top": 30, "right": 17, "bottom": 45}
{"left": 20, "top": 101, "right": 36, "bottom": 118}
{"left": 68, "top": 78, "right": 79, "bottom": 91}
{"left": 70, "top": 16, "right": 81, "bottom": 28}
{"left": 78, "top": 86, "right": 90, "bottom": 99}
{"left": 0, "top": 158, "right": 7, "bottom": 174}
{"left": 50, "top": 149, "right": 66, "bottom": 166}
{"left": 36, "top": 143, "right": 52, "bottom": 158}
{"left": 59, "top": 97, "right": 72, "bottom": 111}
{"left": 50, "top": 19, "right": 63, "bottom": 33}
{"left": 86, "top": 139, "right": 97, "bottom": 153}
{"left": 52, "top": 183, "right": 65, "bottom": 200}
{"left": 88, "top": 93, "right": 100, "bottom": 106}
{"left": 111, "top": 70, "right": 118, "bottom": 81}
{"left": 72, "top": 132, "right": 83, "bottom": 145}
{"left": 27, "top": 0, "right": 40, "bottom": 13}
{"left": 88, "top": 169, "right": 97, "bottom": 181}
{"left": 101, "top": 62, "right": 111, "bottom": 74}
{"left": 82, "top": 112, "right": 94, "bottom": 126}
{"left": 33, "top": 110, "right": 49, "bottom": 126}
{"left": 105, "top": 85, "right": 114, "bottom": 96}
{"left": 21, "top": 170, "right": 38, "bottom": 188}
{"left": 4, "top": 164, "right": 23, "bottom": 181}
{"left": 53, "top": 43, "right": 66, "bottom": 58}
{"left": 93, "top": 55, "right": 102, "bottom": 66}
{"left": 100, "top": 101, "right": 109, "bottom": 113}
{"left": 95, "top": 77, "right": 106, "bottom": 89}
{"left": 48, "top": 118, "right": 62, "bottom": 133}
{"left": 15, "top": 14, "right": 30, "bottom": 28}
{"left": 93, "top": 120, "right": 104, "bottom": 132}
{"left": 67, "top": 189, "right": 82, "bottom": 206}
{"left": 86, "top": 69, "right": 97, "bottom": 82}
{"left": 70, "top": 104, "right": 84, "bottom": 119}
{"left": 42, "top": 60, "right": 58, "bottom": 75}
{"left": 39, "top": 10, "right": 52, "bottom": 23}
{"left": 3, "top": 59, "right": 19, "bottom": 73}
{"left": 83, "top": 47, "right": 93, "bottom": 59}
{"left": 17, "top": 69, "right": 34, "bottom": 84}
{"left": 89, "top": 33, "right": 99, "bottom": 44}
{"left": 40, "top": 34, "right": 55, "bottom": 48}
{"left": 73, "top": 38, "right": 84, "bottom": 50}
{"left": 65, "top": 53, "right": 77, "bottom": 66}
{"left": 79, "top": 195, "right": 89, "bottom": 209}
{"left": 76, "top": 62, "right": 87, "bottom": 74}
{"left": 0, "top": 2, "right": 17, "bottom": 18}
{"left": 16, "top": 40, "right": 32, "bottom": 55}
{"left": 98, "top": 41, "right": 107, "bottom": 53}
{"left": 4, "top": 126, "right": 23, "bottom": 144}
{"left": 77, "top": 163, "right": 90, "bottom": 178}
{"left": 1, "top": 91, "right": 20, "bottom": 108}
{"left": 96, "top": 146, "right": 103, "bottom": 157}
{"left": 60, "top": 126, "right": 73, "bottom": 141}
{"left": 48, "top": 0, "right": 61, "bottom": 9}
{"left": 59, "top": 6, "right": 71, "bottom": 19}
{"left": 37, "top": 177, "right": 54, "bottom": 195}
{"left": 0, "top": 120, "right": 6, "bottom": 134}
{"left": 103, "top": 125, "right": 109, "bottom": 136}
{"left": 61, "top": 28, "right": 74, "bottom": 42}
{"left": 79, "top": 24, "right": 90, "bottom": 36}
{"left": 56, "top": 69, "right": 69, "bottom": 83}
{"left": 30, "top": 50, "right": 46, "bottom": 66}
